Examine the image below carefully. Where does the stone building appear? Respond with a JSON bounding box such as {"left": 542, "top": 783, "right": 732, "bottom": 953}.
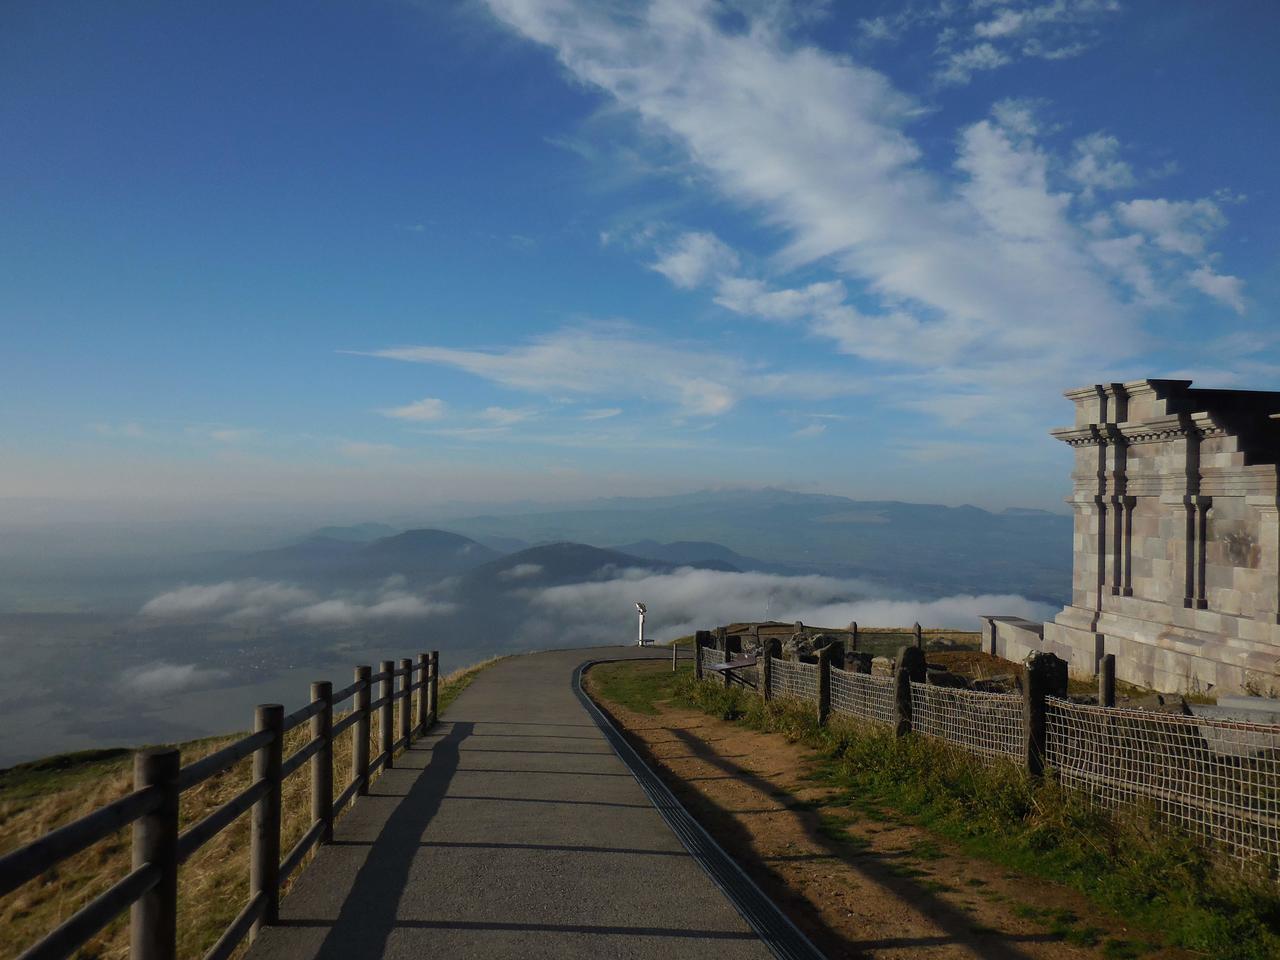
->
{"left": 984, "top": 379, "right": 1280, "bottom": 696}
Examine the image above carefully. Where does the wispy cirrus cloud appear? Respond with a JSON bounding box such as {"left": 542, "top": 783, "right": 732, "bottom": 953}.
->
{"left": 380, "top": 397, "right": 448, "bottom": 422}
{"left": 478, "top": 1, "right": 1247, "bottom": 429}
{"left": 365, "top": 323, "right": 860, "bottom": 418}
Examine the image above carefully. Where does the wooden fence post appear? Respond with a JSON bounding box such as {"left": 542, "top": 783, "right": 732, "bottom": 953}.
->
{"left": 310, "top": 681, "right": 333, "bottom": 844}
{"left": 380, "top": 660, "right": 394, "bottom": 769}
{"left": 760, "top": 638, "right": 779, "bottom": 702}
{"left": 353, "top": 665, "right": 371, "bottom": 797}
{"left": 672, "top": 640, "right": 679, "bottom": 672}
{"left": 849, "top": 621, "right": 858, "bottom": 652}
{"left": 429, "top": 651, "right": 439, "bottom": 723}
{"left": 417, "top": 653, "right": 430, "bottom": 733}
{"left": 1023, "top": 652, "right": 1067, "bottom": 778}
{"left": 398, "top": 658, "right": 412, "bottom": 747}
{"left": 817, "top": 643, "right": 832, "bottom": 725}
{"left": 913, "top": 622, "right": 923, "bottom": 649}
{"left": 1099, "top": 653, "right": 1116, "bottom": 707}
{"left": 250, "top": 704, "right": 283, "bottom": 935}
{"left": 893, "top": 646, "right": 926, "bottom": 737}
{"left": 131, "top": 748, "right": 179, "bottom": 960}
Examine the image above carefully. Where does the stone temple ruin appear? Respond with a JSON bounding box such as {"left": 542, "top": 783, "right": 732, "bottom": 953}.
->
{"left": 984, "top": 379, "right": 1280, "bottom": 696}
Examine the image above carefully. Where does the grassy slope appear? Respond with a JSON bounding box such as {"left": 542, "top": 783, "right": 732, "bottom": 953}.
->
{"left": 588, "top": 660, "right": 1280, "bottom": 960}
{"left": 0, "top": 656, "right": 503, "bottom": 960}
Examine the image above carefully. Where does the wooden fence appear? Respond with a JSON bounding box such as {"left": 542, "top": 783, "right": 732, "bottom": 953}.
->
{"left": 0, "top": 650, "right": 441, "bottom": 960}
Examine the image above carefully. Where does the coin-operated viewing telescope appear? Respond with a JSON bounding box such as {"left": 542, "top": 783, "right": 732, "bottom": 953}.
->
{"left": 635, "top": 602, "right": 648, "bottom": 646}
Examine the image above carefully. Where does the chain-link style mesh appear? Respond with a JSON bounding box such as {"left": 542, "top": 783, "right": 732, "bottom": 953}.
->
{"left": 1046, "top": 697, "right": 1280, "bottom": 866}
{"left": 698, "top": 645, "right": 726, "bottom": 676}
{"left": 910, "top": 682, "right": 1023, "bottom": 761}
{"left": 770, "top": 657, "right": 818, "bottom": 703}
{"left": 830, "top": 667, "right": 896, "bottom": 725}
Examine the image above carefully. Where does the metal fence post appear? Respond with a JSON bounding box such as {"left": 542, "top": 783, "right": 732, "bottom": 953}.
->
{"left": 131, "top": 748, "right": 179, "bottom": 960}
{"left": 722, "top": 635, "right": 741, "bottom": 690}
{"left": 380, "top": 660, "right": 394, "bottom": 769}
{"left": 353, "top": 665, "right": 370, "bottom": 797}
{"left": 398, "top": 658, "right": 412, "bottom": 747}
{"left": 310, "top": 681, "right": 333, "bottom": 844}
{"left": 893, "top": 646, "right": 926, "bottom": 737}
{"left": 1023, "top": 652, "right": 1066, "bottom": 778}
{"left": 250, "top": 704, "right": 283, "bottom": 935}
{"left": 672, "top": 640, "right": 678, "bottom": 673}
{"left": 417, "top": 652, "right": 430, "bottom": 734}
{"left": 429, "top": 651, "right": 439, "bottom": 723}
{"left": 817, "top": 644, "right": 832, "bottom": 725}
{"left": 1099, "top": 653, "right": 1116, "bottom": 707}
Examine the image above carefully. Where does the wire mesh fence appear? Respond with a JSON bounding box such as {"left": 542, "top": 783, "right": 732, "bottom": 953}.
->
{"left": 691, "top": 636, "right": 1280, "bottom": 869}
{"left": 698, "top": 645, "right": 726, "bottom": 672}
{"left": 770, "top": 657, "right": 818, "bottom": 703}
{"left": 1046, "top": 697, "right": 1280, "bottom": 867}
{"left": 910, "top": 682, "right": 1023, "bottom": 762}
{"left": 830, "top": 666, "right": 896, "bottom": 725}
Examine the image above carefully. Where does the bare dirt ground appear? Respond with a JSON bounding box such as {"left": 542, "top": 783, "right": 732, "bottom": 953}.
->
{"left": 588, "top": 667, "right": 1184, "bottom": 960}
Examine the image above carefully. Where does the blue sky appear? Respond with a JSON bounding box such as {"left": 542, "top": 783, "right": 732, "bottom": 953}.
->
{"left": 2, "top": 0, "right": 1277, "bottom": 515}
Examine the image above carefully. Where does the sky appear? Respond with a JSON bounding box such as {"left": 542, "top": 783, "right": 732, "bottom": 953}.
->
{"left": 2, "top": 0, "right": 1277, "bottom": 517}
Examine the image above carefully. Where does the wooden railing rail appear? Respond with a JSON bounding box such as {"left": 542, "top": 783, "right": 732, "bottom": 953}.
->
{"left": 1, "top": 649, "right": 442, "bottom": 960}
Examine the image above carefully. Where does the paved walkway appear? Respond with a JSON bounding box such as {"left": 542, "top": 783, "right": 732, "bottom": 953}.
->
{"left": 247, "top": 647, "right": 774, "bottom": 960}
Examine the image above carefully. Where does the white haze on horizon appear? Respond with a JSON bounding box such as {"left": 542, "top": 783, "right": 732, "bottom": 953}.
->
{"left": 136, "top": 566, "right": 1058, "bottom": 646}
{"left": 524, "top": 567, "right": 1058, "bottom": 646}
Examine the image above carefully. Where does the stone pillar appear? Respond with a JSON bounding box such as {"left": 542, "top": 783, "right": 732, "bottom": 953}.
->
{"left": 1022, "top": 652, "right": 1067, "bottom": 778}
{"left": 817, "top": 644, "right": 833, "bottom": 725}
{"left": 1098, "top": 653, "right": 1116, "bottom": 707}
{"left": 760, "top": 638, "right": 779, "bottom": 703}
{"left": 893, "top": 647, "right": 926, "bottom": 737}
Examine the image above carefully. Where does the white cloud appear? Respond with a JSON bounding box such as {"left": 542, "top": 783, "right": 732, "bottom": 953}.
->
{"left": 380, "top": 397, "right": 448, "bottom": 422}
{"left": 526, "top": 566, "right": 1056, "bottom": 646}
{"left": 937, "top": 42, "right": 1010, "bottom": 85}
{"left": 285, "top": 592, "right": 455, "bottom": 626}
{"left": 366, "top": 323, "right": 856, "bottom": 418}
{"left": 479, "top": 6, "right": 1155, "bottom": 406}
{"left": 120, "top": 662, "right": 229, "bottom": 697}
{"left": 1114, "top": 198, "right": 1225, "bottom": 257}
{"left": 477, "top": 406, "right": 537, "bottom": 426}
{"left": 580, "top": 407, "right": 622, "bottom": 420}
{"left": 140, "top": 579, "right": 454, "bottom": 626}
{"left": 1188, "top": 266, "right": 1246, "bottom": 314}
{"left": 499, "top": 563, "right": 544, "bottom": 580}
{"left": 651, "top": 231, "right": 741, "bottom": 289}
{"left": 793, "top": 423, "right": 826, "bottom": 438}
{"left": 1068, "top": 132, "right": 1135, "bottom": 198}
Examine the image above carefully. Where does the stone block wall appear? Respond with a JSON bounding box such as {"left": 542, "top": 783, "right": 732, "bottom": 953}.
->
{"left": 991, "top": 379, "right": 1280, "bottom": 696}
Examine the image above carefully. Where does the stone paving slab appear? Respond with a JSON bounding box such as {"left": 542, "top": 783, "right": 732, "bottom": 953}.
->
{"left": 246, "top": 646, "right": 773, "bottom": 960}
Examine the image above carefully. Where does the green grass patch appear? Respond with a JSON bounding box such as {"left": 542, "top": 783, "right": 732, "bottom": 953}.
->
{"left": 586, "top": 659, "right": 691, "bottom": 715}
{"left": 673, "top": 673, "right": 1280, "bottom": 960}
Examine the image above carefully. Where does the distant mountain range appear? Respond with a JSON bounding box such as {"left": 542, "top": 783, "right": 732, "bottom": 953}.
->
{"left": 430, "top": 489, "right": 1072, "bottom": 604}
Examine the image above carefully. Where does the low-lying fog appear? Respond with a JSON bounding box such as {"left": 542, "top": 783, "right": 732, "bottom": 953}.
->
{"left": 0, "top": 565, "right": 1053, "bottom": 767}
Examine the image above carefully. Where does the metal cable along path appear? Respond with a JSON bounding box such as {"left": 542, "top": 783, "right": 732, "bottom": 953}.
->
{"left": 573, "top": 659, "right": 826, "bottom": 960}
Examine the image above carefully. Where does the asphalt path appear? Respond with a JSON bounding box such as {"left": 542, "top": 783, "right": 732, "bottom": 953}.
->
{"left": 245, "top": 646, "right": 775, "bottom": 960}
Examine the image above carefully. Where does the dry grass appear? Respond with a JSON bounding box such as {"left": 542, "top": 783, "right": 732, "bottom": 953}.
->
{"left": 0, "top": 656, "right": 502, "bottom": 960}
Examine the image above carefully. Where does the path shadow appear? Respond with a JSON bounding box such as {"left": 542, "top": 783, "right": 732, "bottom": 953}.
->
{"left": 308, "top": 720, "right": 473, "bottom": 960}
{"left": 658, "top": 724, "right": 1045, "bottom": 960}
